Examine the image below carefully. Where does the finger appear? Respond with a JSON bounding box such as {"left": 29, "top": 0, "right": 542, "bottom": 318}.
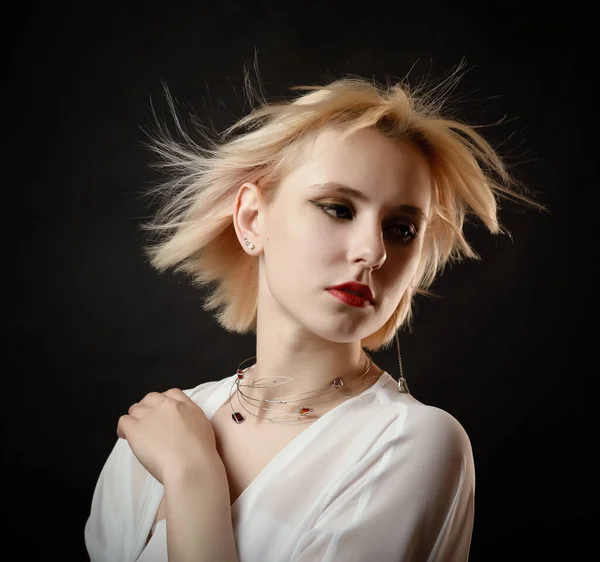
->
{"left": 163, "top": 388, "right": 189, "bottom": 403}
{"left": 117, "top": 414, "right": 138, "bottom": 440}
{"left": 137, "top": 391, "right": 167, "bottom": 407}
{"left": 128, "top": 402, "right": 151, "bottom": 418}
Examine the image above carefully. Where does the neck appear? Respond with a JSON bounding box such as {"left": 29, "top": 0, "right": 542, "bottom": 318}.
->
{"left": 236, "top": 347, "right": 383, "bottom": 420}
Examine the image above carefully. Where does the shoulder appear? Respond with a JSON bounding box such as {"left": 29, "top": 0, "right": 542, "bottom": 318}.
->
{"left": 357, "top": 394, "right": 476, "bottom": 531}
{"left": 181, "top": 372, "right": 235, "bottom": 405}
{"left": 406, "top": 398, "right": 472, "bottom": 456}
{"left": 380, "top": 391, "right": 474, "bottom": 486}
{"left": 378, "top": 380, "right": 472, "bottom": 452}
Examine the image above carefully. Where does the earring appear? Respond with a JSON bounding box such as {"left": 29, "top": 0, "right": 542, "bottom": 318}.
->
{"left": 395, "top": 331, "right": 409, "bottom": 394}
{"left": 243, "top": 236, "right": 255, "bottom": 250}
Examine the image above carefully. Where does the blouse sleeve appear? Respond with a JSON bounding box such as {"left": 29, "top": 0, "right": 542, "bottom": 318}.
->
{"left": 84, "top": 436, "right": 162, "bottom": 562}
{"left": 83, "top": 383, "right": 217, "bottom": 562}
{"left": 289, "top": 406, "right": 475, "bottom": 562}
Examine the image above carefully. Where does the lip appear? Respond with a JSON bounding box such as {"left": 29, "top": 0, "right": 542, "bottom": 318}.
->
{"left": 326, "top": 282, "right": 375, "bottom": 305}
{"left": 327, "top": 289, "right": 373, "bottom": 308}
{"left": 327, "top": 282, "right": 374, "bottom": 303}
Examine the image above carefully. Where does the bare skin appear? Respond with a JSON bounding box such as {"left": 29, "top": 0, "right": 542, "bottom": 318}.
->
{"left": 144, "top": 124, "right": 432, "bottom": 546}
{"left": 145, "top": 364, "right": 384, "bottom": 544}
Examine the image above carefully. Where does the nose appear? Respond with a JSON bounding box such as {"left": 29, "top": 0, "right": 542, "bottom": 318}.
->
{"left": 350, "top": 221, "right": 387, "bottom": 270}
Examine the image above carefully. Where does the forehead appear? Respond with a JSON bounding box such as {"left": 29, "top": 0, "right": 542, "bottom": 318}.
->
{"left": 285, "top": 126, "right": 433, "bottom": 212}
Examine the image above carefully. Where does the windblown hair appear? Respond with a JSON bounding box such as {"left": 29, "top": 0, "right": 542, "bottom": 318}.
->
{"left": 140, "top": 66, "right": 546, "bottom": 351}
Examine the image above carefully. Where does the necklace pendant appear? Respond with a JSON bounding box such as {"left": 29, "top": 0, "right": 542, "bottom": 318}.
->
{"left": 331, "top": 377, "right": 344, "bottom": 389}
{"left": 232, "top": 411, "right": 246, "bottom": 423}
{"left": 299, "top": 407, "right": 313, "bottom": 416}
{"left": 397, "top": 377, "right": 409, "bottom": 394}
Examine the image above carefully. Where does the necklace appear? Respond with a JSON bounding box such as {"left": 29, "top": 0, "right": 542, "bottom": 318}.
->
{"left": 229, "top": 351, "right": 375, "bottom": 425}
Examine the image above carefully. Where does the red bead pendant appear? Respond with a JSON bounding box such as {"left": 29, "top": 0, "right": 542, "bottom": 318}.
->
{"left": 232, "top": 412, "right": 245, "bottom": 423}
{"left": 299, "top": 407, "right": 313, "bottom": 416}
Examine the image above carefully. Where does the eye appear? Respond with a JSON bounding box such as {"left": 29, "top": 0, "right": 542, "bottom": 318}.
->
{"left": 314, "top": 202, "right": 419, "bottom": 243}
{"left": 318, "top": 202, "right": 353, "bottom": 220}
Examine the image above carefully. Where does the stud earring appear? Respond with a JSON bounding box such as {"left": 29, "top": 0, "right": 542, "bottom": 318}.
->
{"left": 243, "top": 236, "right": 255, "bottom": 250}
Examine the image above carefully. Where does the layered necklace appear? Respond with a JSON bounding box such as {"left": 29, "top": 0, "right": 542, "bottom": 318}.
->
{"left": 229, "top": 351, "right": 376, "bottom": 425}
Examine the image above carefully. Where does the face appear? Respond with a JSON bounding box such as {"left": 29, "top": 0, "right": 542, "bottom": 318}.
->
{"left": 239, "top": 125, "right": 433, "bottom": 344}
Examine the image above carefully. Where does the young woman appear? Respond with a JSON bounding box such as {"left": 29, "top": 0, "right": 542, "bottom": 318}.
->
{"left": 84, "top": 70, "right": 544, "bottom": 561}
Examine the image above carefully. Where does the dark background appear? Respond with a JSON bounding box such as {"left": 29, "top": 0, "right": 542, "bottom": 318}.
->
{"left": 6, "top": 1, "right": 594, "bottom": 560}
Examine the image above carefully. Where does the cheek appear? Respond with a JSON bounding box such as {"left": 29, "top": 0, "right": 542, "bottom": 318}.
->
{"left": 399, "top": 251, "right": 423, "bottom": 295}
{"left": 382, "top": 248, "right": 423, "bottom": 294}
{"left": 293, "top": 228, "right": 337, "bottom": 274}
{"left": 265, "top": 209, "right": 332, "bottom": 281}
{"left": 286, "top": 207, "right": 338, "bottom": 262}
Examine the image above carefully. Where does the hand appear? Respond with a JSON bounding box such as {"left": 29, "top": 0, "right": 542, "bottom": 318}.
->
{"left": 117, "top": 388, "right": 222, "bottom": 485}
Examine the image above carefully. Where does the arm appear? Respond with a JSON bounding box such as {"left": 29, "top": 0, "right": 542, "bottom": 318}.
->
{"left": 163, "top": 456, "right": 239, "bottom": 562}
{"left": 290, "top": 406, "right": 475, "bottom": 562}
{"left": 85, "top": 437, "right": 161, "bottom": 562}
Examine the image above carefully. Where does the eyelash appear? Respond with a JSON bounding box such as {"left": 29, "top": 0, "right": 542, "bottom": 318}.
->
{"left": 314, "top": 202, "right": 419, "bottom": 243}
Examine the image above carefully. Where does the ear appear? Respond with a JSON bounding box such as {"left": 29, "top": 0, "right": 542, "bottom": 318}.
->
{"left": 233, "top": 182, "right": 264, "bottom": 255}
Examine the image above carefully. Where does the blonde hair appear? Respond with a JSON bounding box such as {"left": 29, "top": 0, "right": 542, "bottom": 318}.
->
{"left": 140, "top": 66, "right": 546, "bottom": 351}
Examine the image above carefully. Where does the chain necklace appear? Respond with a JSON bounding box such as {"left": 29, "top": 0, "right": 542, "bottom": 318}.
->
{"left": 229, "top": 351, "right": 376, "bottom": 425}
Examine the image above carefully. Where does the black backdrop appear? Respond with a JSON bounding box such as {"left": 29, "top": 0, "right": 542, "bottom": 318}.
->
{"left": 6, "top": 2, "right": 594, "bottom": 560}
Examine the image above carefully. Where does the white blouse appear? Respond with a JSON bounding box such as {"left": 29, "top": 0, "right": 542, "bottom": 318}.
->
{"left": 84, "top": 370, "right": 475, "bottom": 562}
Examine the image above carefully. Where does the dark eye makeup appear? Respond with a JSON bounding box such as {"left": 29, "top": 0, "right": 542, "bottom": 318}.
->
{"left": 312, "top": 201, "right": 419, "bottom": 243}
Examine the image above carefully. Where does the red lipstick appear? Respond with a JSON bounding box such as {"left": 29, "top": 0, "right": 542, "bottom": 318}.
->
{"left": 326, "top": 282, "right": 375, "bottom": 308}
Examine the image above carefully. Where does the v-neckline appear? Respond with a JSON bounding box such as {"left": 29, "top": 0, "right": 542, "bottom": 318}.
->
{"left": 206, "top": 369, "right": 391, "bottom": 512}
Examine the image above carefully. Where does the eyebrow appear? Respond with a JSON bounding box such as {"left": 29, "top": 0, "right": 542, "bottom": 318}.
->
{"left": 309, "top": 181, "right": 428, "bottom": 223}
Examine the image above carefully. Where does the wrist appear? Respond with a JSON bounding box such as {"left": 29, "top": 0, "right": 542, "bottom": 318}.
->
{"left": 163, "top": 454, "right": 228, "bottom": 492}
